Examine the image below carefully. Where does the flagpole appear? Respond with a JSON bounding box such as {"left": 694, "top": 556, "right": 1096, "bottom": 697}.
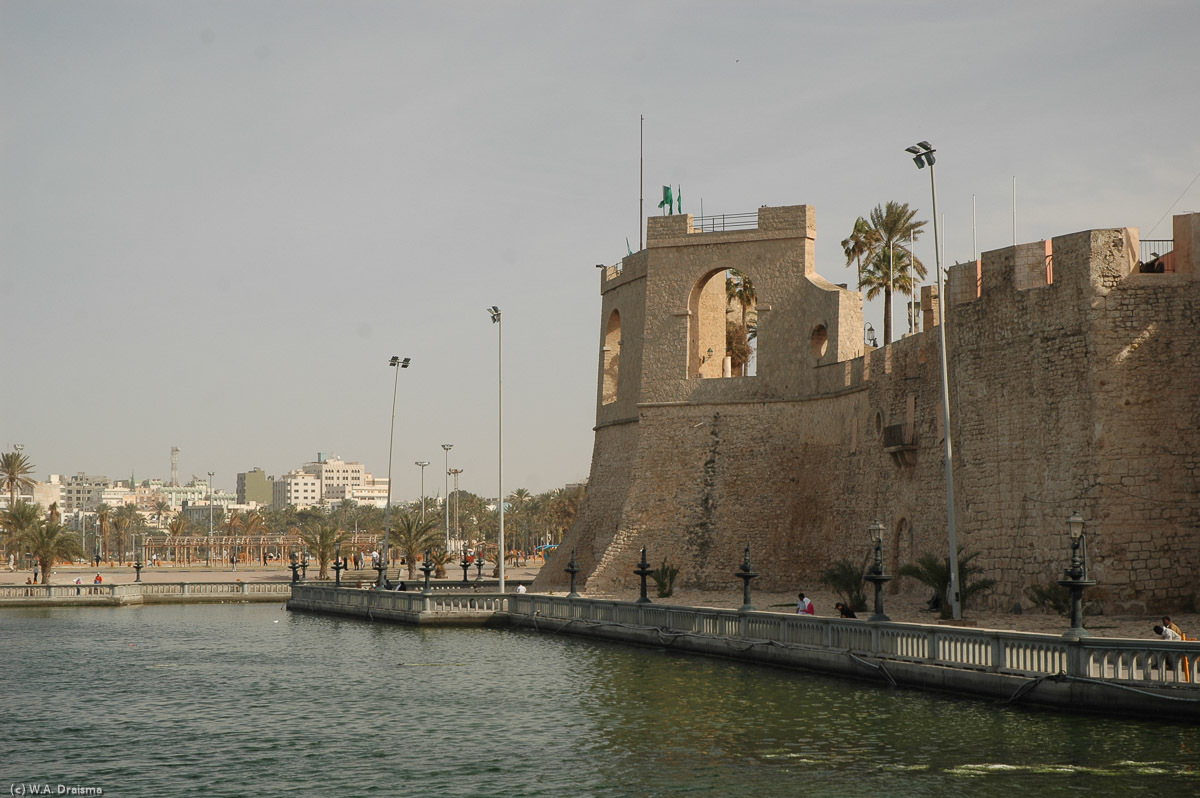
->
{"left": 639, "top": 114, "right": 644, "bottom": 251}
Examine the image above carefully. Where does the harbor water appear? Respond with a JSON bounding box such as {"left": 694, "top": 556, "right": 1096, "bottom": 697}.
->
{"left": 2, "top": 603, "right": 1196, "bottom": 797}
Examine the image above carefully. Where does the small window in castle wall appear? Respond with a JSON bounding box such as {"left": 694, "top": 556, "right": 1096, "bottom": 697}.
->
{"left": 811, "top": 325, "right": 828, "bottom": 360}
{"left": 602, "top": 309, "right": 621, "bottom": 405}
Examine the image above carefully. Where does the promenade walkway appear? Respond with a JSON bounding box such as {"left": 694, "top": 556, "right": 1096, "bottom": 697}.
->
{"left": 4, "top": 561, "right": 1195, "bottom": 642}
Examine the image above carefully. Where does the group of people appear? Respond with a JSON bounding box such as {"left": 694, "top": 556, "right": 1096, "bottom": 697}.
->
{"left": 796, "top": 593, "right": 859, "bottom": 618}
{"left": 1154, "top": 617, "right": 1188, "bottom": 641}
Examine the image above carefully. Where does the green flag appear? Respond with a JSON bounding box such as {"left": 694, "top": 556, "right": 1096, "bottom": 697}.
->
{"left": 676, "top": 185, "right": 682, "bottom": 215}
{"left": 658, "top": 185, "right": 674, "bottom": 215}
{"left": 626, "top": 237, "right": 633, "bottom": 255}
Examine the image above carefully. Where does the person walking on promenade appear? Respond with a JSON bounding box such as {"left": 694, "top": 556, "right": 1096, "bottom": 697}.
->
{"left": 797, "top": 592, "right": 815, "bottom": 615}
{"left": 835, "top": 602, "right": 857, "bottom": 618}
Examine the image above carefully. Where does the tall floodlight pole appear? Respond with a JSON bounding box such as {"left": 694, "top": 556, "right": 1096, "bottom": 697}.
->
{"left": 207, "top": 471, "right": 214, "bottom": 567}
{"left": 415, "top": 461, "right": 430, "bottom": 522}
{"left": 381, "top": 356, "right": 411, "bottom": 588}
{"left": 449, "top": 468, "right": 464, "bottom": 551}
{"left": 442, "top": 444, "right": 453, "bottom": 553}
{"left": 906, "top": 141, "right": 962, "bottom": 620}
{"left": 488, "top": 305, "right": 505, "bottom": 593}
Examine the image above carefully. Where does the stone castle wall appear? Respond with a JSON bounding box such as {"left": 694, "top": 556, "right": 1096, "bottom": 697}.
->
{"left": 536, "top": 206, "right": 1200, "bottom": 615}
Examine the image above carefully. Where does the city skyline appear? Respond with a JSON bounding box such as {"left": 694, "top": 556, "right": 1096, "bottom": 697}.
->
{"left": 4, "top": 1, "right": 1198, "bottom": 497}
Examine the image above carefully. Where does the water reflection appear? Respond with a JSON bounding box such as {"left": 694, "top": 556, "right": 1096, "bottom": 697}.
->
{"left": 1, "top": 606, "right": 1195, "bottom": 798}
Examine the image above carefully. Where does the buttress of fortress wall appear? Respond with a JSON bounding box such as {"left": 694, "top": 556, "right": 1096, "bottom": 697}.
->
{"left": 582, "top": 399, "right": 862, "bottom": 592}
{"left": 541, "top": 422, "right": 640, "bottom": 588}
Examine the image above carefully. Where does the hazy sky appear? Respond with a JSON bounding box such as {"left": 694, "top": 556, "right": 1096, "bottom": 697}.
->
{"left": 4, "top": 1, "right": 1198, "bottom": 499}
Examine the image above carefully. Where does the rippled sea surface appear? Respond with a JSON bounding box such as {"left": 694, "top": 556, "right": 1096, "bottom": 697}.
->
{"left": 2, "top": 604, "right": 1197, "bottom": 797}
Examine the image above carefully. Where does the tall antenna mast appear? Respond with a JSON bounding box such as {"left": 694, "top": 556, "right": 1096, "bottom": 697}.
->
{"left": 170, "top": 446, "right": 180, "bottom": 487}
{"left": 639, "top": 114, "right": 644, "bottom": 251}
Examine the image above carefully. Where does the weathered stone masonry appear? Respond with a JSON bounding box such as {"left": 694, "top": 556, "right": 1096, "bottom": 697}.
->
{"left": 534, "top": 206, "right": 1200, "bottom": 615}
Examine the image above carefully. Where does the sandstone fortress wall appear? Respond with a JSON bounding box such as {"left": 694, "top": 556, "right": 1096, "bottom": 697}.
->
{"left": 534, "top": 206, "right": 1200, "bottom": 615}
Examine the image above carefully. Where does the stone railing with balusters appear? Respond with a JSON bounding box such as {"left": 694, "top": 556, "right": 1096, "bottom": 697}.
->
{"left": 0, "top": 581, "right": 293, "bottom": 606}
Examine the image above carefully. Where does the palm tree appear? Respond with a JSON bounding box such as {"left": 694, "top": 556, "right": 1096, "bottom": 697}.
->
{"left": 27, "top": 518, "right": 84, "bottom": 584}
{"left": 153, "top": 499, "right": 172, "bottom": 528}
{"left": 297, "top": 519, "right": 347, "bottom": 580}
{"left": 855, "top": 202, "right": 928, "bottom": 345}
{"left": 112, "top": 504, "right": 143, "bottom": 564}
{"left": 841, "top": 216, "right": 879, "bottom": 288}
{"left": 95, "top": 504, "right": 111, "bottom": 561}
{"left": 726, "top": 269, "right": 757, "bottom": 375}
{"left": 222, "top": 509, "right": 243, "bottom": 537}
{"left": 390, "top": 509, "right": 442, "bottom": 580}
{"left": 167, "top": 514, "right": 191, "bottom": 563}
{"left": 241, "top": 510, "right": 268, "bottom": 537}
{"left": 898, "top": 548, "right": 997, "bottom": 620}
{"left": 1, "top": 450, "right": 36, "bottom": 507}
{"left": 2, "top": 501, "right": 42, "bottom": 564}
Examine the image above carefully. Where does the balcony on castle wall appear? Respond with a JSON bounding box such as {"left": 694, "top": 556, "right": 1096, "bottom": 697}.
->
{"left": 690, "top": 212, "right": 759, "bottom": 233}
{"left": 883, "top": 424, "right": 918, "bottom": 467}
{"left": 1139, "top": 240, "right": 1175, "bottom": 273}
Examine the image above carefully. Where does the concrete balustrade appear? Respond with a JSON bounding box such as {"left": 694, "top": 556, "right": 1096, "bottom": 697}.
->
{"left": 287, "top": 586, "right": 1200, "bottom": 720}
{"left": 0, "top": 581, "right": 292, "bottom": 606}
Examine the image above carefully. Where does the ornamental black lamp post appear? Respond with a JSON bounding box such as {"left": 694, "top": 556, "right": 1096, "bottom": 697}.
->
{"left": 373, "top": 548, "right": 387, "bottom": 587}
{"left": 565, "top": 548, "right": 582, "bottom": 599}
{"left": 289, "top": 548, "right": 301, "bottom": 584}
{"left": 1057, "top": 511, "right": 1096, "bottom": 640}
{"left": 735, "top": 544, "right": 758, "bottom": 612}
{"left": 300, "top": 550, "right": 309, "bottom": 581}
{"left": 133, "top": 533, "right": 144, "bottom": 583}
{"left": 420, "top": 548, "right": 434, "bottom": 594}
{"left": 461, "top": 549, "right": 471, "bottom": 584}
{"left": 475, "top": 555, "right": 484, "bottom": 581}
{"left": 863, "top": 520, "right": 893, "bottom": 622}
{"left": 333, "top": 545, "right": 346, "bottom": 588}
{"left": 633, "top": 546, "right": 653, "bottom": 605}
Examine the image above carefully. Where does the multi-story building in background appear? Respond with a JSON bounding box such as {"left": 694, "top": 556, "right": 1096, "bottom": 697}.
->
{"left": 301, "top": 454, "right": 367, "bottom": 497}
{"left": 324, "top": 479, "right": 388, "bottom": 508}
{"left": 273, "top": 470, "right": 321, "bottom": 509}
{"left": 237, "top": 468, "right": 274, "bottom": 505}
{"left": 56, "top": 473, "right": 110, "bottom": 513}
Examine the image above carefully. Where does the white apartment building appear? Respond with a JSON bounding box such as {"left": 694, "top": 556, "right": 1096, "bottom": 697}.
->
{"left": 324, "top": 479, "right": 389, "bottom": 508}
{"left": 301, "top": 454, "right": 371, "bottom": 500}
{"left": 273, "top": 470, "right": 322, "bottom": 509}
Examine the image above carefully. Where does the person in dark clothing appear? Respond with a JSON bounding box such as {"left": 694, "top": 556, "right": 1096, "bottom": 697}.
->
{"left": 835, "top": 602, "right": 857, "bottom": 619}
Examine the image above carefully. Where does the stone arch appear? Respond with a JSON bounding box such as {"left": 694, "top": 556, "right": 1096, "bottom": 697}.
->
{"left": 688, "top": 268, "right": 758, "bottom": 379}
{"left": 602, "top": 309, "right": 621, "bottom": 405}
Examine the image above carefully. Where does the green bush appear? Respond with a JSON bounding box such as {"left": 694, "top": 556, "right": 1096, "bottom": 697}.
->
{"left": 651, "top": 559, "right": 680, "bottom": 598}
{"left": 819, "top": 558, "right": 869, "bottom": 612}
{"left": 1025, "top": 582, "right": 1071, "bottom": 616}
